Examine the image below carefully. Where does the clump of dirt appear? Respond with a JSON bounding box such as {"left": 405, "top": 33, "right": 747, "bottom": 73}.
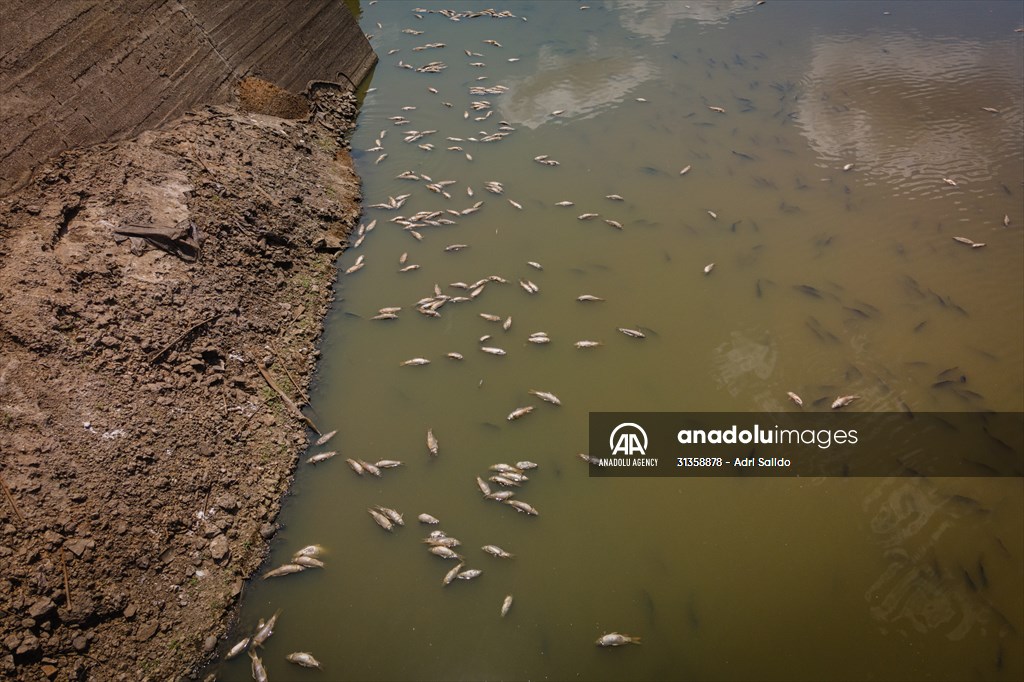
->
{"left": 235, "top": 76, "right": 309, "bottom": 119}
{"left": 0, "top": 84, "right": 360, "bottom": 680}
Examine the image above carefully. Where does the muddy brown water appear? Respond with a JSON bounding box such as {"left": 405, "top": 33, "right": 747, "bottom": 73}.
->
{"left": 214, "top": 2, "right": 1022, "bottom": 680}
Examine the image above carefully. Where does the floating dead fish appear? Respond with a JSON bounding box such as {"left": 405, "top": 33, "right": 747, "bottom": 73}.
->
{"left": 249, "top": 650, "right": 268, "bottom": 682}
{"left": 445, "top": 244, "right": 469, "bottom": 252}
{"left": 490, "top": 463, "right": 522, "bottom": 474}
{"left": 575, "top": 340, "right": 603, "bottom": 348}
{"left": 476, "top": 476, "right": 492, "bottom": 496}
{"left": 516, "top": 461, "right": 538, "bottom": 470}
{"left": 427, "top": 429, "right": 439, "bottom": 456}
{"left": 376, "top": 506, "right": 404, "bottom": 526}
{"left": 307, "top": 451, "right": 337, "bottom": 465}
{"left": 980, "top": 107, "right": 1000, "bottom": 114}
{"left": 482, "top": 545, "right": 514, "bottom": 558}
{"left": 372, "top": 312, "right": 399, "bottom": 319}
{"left": 707, "top": 210, "right": 718, "bottom": 219}
{"left": 443, "top": 562, "right": 464, "bottom": 586}
{"left": 252, "top": 610, "right": 281, "bottom": 647}
{"left": 505, "top": 499, "right": 539, "bottom": 515}
{"left": 429, "top": 545, "right": 462, "bottom": 560}
{"left": 418, "top": 513, "right": 440, "bottom": 524}
{"left": 527, "top": 261, "right": 543, "bottom": 270}
{"left": 490, "top": 474, "right": 520, "bottom": 487}
{"left": 503, "top": 316, "right": 512, "bottom": 331}
{"left": 527, "top": 335, "right": 550, "bottom": 344}
{"left": 1004, "top": 215, "right": 1011, "bottom": 227}
{"left": 618, "top": 328, "right": 646, "bottom": 339}
{"left": 501, "top": 595, "right": 513, "bottom": 617}
{"left": 708, "top": 106, "right": 726, "bottom": 113}
{"left": 787, "top": 392, "right": 804, "bottom": 407}
{"left": 679, "top": 165, "right": 692, "bottom": 175}
{"left": 577, "top": 213, "right": 599, "bottom": 220}
{"left": 315, "top": 430, "right": 337, "bottom": 446}
{"left": 596, "top": 633, "right": 641, "bottom": 647}
{"left": 507, "top": 406, "right": 534, "bottom": 421}
{"left": 555, "top": 201, "right": 574, "bottom": 207}
{"left": 346, "top": 458, "right": 364, "bottom": 475}
{"left": 479, "top": 334, "right": 492, "bottom": 342}
{"left": 447, "top": 352, "right": 464, "bottom": 360}
{"left": 286, "top": 652, "right": 322, "bottom": 669}
{"left": 359, "top": 460, "right": 381, "bottom": 477}
{"left": 843, "top": 163, "right": 854, "bottom": 171}
{"left": 577, "top": 294, "right": 604, "bottom": 302}
{"left": 226, "top": 637, "right": 250, "bottom": 660}
{"left": 293, "top": 545, "right": 322, "bottom": 558}
{"left": 481, "top": 347, "right": 507, "bottom": 355}
{"left": 401, "top": 358, "right": 431, "bottom": 366}
{"left": 831, "top": 395, "right": 860, "bottom": 409}
{"left": 943, "top": 177, "right": 958, "bottom": 186}
{"left": 293, "top": 555, "right": 325, "bottom": 569}
{"left": 480, "top": 313, "right": 502, "bottom": 322}
{"left": 509, "top": 199, "right": 523, "bottom": 209}
{"left": 345, "top": 261, "right": 365, "bottom": 275}
{"left": 529, "top": 389, "right": 561, "bottom": 405}
{"left": 457, "top": 569, "right": 482, "bottom": 580}
{"left": 368, "top": 508, "right": 394, "bottom": 532}
{"left": 704, "top": 263, "right": 714, "bottom": 275}
{"left": 606, "top": 194, "right": 624, "bottom": 201}
{"left": 486, "top": 490, "right": 515, "bottom": 501}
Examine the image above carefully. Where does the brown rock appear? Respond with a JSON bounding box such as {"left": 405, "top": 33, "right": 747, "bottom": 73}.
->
{"left": 209, "top": 535, "right": 229, "bottom": 563}
{"left": 136, "top": 621, "right": 159, "bottom": 642}
{"left": 28, "top": 597, "right": 56, "bottom": 620}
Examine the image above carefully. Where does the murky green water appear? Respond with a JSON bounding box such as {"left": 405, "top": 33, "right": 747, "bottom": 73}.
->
{"left": 215, "top": 2, "right": 1023, "bottom": 680}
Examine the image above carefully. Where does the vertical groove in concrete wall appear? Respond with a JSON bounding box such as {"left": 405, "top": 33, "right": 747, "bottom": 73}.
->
{"left": 0, "top": 0, "right": 376, "bottom": 195}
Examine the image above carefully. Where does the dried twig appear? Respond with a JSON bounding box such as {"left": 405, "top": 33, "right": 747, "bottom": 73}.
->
{"left": 148, "top": 312, "right": 221, "bottom": 364}
{"left": 0, "top": 473, "right": 23, "bottom": 524}
{"left": 256, "top": 361, "right": 320, "bottom": 434}
{"left": 60, "top": 548, "right": 72, "bottom": 611}
{"left": 268, "top": 344, "right": 310, "bottom": 406}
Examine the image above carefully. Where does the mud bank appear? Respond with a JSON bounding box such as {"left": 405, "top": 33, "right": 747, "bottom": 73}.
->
{"left": 0, "top": 81, "right": 362, "bottom": 680}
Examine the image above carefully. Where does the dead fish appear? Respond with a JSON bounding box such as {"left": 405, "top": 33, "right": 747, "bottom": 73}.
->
{"left": 980, "top": 107, "right": 1000, "bottom": 114}
{"left": 490, "top": 475, "right": 520, "bottom": 487}
{"left": 509, "top": 199, "right": 523, "bottom": 209}
{"left": 578, "top": 213, "right": 599, "bottom": 220}
{"left": 787, "top": 392, "right": 804, "bottom": 407}
{"left": 1004, "top": 215, "right": 1010, "bottom": 227}
{"left": 293, "top": 555, "right": 325, "bottom": 569}
{"left": 359, "top": 460, "right": 382, "bottom": 477}
{"left": 527, "top": 261, "right": 543, "bottom": 270}
{"left": 482, "top": 545, "right": 514, "bottom": 558}
{"left": 843, "top": 163, "right": 854, "bottom": 171}
{"left": 400, "top": 358, "right": 431, "bottom": 366}
{"left": 447, "top": 352, "right": 464, "bottom": 360}
{"left": 443, "top": 562, "right": 464, "bottom": 586}
{"left": 707, "top": 106, "right": 726, "bottom": 113}
{"left": 293, "top": 545, "right": 323, "bottom": 558}
{"left": 249, "top": 650, "right": 269, "bottom": 682}
{"left": 704, "top": 263, "right": 715, "bottom": 275}
{"left": 707, "top": 210, "right": 718, "bottom": 219}
{"left": 953, "top": 236, "right": 976, "bottom": 246}
{"left": 379, "top": 306, "right": 402, "bottom": 314}
{"left": 315, "top": 430, "right": 337, "bottom": 446}
{"left": 480, "top": 335, "right": 492, "bottom": 343}
{"left": 578, "top": 294, "right": 605, "bottom": 302}
{"left": 943, "top": 177, "right": 958, "bottom": 187}
{"left": 252, "top": 610, "right": 281, "bottom": 647}
{"left": 307, "top": 451, "right": 337, "bottom": 465}
{"left": 507, "top": 406, "right": 534, "bottom": 421}
{"left": 503, "top": 316, "right": 513, "bottom": 331}
{"left": 831, "top": 395, "right": 860, "bottom": 409}
{"left": 480, "top": 313, "right": 502, "bottom": 322}
{"left": 426, "top": 428, "right": 439, "bottom": 456}
{"left": 481, "top": 347, "right": 507, "bottom": 355}
{"left": 604, "top": 219, "right": 624, "bottom": 229}
{"left": 376, "top": 506, "right": 404, "bottom": 526}
{"left": 286, "top": 652, "right": 322, "bottom": 669}
{"left": 372, "top": 312, "right": 399, "bottom": 319}
{"left": 618, "top": 328, "right": 646, "bottom": 338}
{"left": 368, "top": 508, "right": 394, "bottom": 532}
{"left": 679, "top": 165, "right": 692, "bottom": 175}
{"left": 519, "top": 279, "right": 539, "bottom": 293}
{"left": 344, "top": 261, "right": 365, "bottom": 275}
{"left": 527, "top": 335, "right": 551, "bottom": 344}
{"left": 501, "top": 594, "right": 513, "bottom": 617}
{"left": 429, "top": 545, "right": 462, "bottom": 560}
{"left": 516, "top": 461, "right": 538, "bottom": 470}
{"left": 575, "top": 340, "right": 603, "bottom": 348}
{"left": 418, "top": 513, "right": 440, "bottom": 524}
{"left": 529, "top": 389, "right": 561, "bottom": 405}
{"left": 486, "top": 490, "right": 515, "bottom": 501}
{"left": 476, "top": 476, "right": 493, "bottom": 496}
{"left": 505, "top": 499, "right": 539, "bottom": 515}
{"left": 445, "top": 243, "right": 469, "bottom": 252}
{"left": 554, "top": 200, "right": 574, "bottom": 207}
{"left": 346, "top": 458, "right": 364, "bottom": 475}
{"left": 225, "top": 637, "right": 250, "bottom": 660}
{"left": 596, "top": 633, "right": 642, "bottom": 647}
{"left": 457, "top": 569, "right": 482, "bottom": 580}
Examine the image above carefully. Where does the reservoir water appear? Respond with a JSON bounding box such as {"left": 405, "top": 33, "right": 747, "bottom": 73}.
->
{"left": 215, "top": 2, "right": 1023, "bottom": 680}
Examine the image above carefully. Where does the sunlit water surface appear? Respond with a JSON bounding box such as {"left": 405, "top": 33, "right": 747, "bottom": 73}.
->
{"left": 215, "top": 2, "right": 1023, "bottom": 680}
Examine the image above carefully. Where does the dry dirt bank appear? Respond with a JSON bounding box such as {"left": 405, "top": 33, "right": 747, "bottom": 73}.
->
{"left": 0, "top": 80, "right": 361, "bottom": 680}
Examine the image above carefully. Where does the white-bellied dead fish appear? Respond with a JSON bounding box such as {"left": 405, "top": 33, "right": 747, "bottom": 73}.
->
{"left": 529, "top": 389, "right": 561, "bottom": 405}
{"left": 424, "top": 535, "right": 461, "bottom": 548}
{"left": 575, "top": 340, "right": 603, "bottom": 348}
{"left": 252, "top": 609, "right": 281, "bottom": 647}
{"left": 476, "top": 476, "right": 492, "bottom": 496}
{"left": 375, "top": 459, "right": 403, "bottom": 468}
{"left": 400, "top": 358, "right": 430, "bottom": 366}
{"left": 482, "top": 545, "right": 514, "bottom": 558}
{"left": 372, "top": 312, "right": 399, "bottom": 319}
{"left": 443, "top": 562, "right": 464, "bottom": 586}
{"left": 507, "top": 406, "right": 534, "bottom": 421}
{"left": 481, "top": 347, "right": 507, "bottom": 356}
{"left": 490, "top": 475, "right": 520, "bottom": 487}
{"left": 1004, "top": 214, "right": 1011, "bottom": 227}
{"left": 358, "top": 460, "right": 381, "bottom": 477}
{"left": 596, "top": 632, "right": 641, "bottom": 647}
{"left": 527, "top": 261, "right": 543, "bottom": 270}
{"left": 577, "top": 294, "right": 604, "bottom": 302}
{"left": 505, "top": 499, "right": 539, "bottom": 515}
{"left": 516, "top": 461, "right": 539, "bottom": 470}
{"left": 429, "top": 545, "right": 462, "bottom": 560}
{"left": 446, "top": 352, "right": 464, "bottom": 360}
{"left": 831, "top": 395, "right": 860, "bottom": 409}
{"left": 307, "top": 451, "right": 337, "bottom": 465}
{"left": 787, "top": 392, "right": 804, "bottom": 407}
{"left": 249, "top": 650, "right": 268, "bottom": 682}
{"left": 707, "top": 210, "right": 718, "bottom": 219}
{"left": 707, "top": 106, "right": 726, "bottom": 113}
{"left": 286, "top": 652, "right": 322, "bottom": 669}
{"left": 704, "top": 263, "right": 714, "bottom": 275}
{"left": 679, "top": 165, "right": 692, "bottom": 175}
{"left": 346, "top": 458, "right": 364, "bottom": 475}
{"left": 427, "top": 429, "right": 439, "bottom": 456}
{"left": 577, "top": 213, "right": 599, "bottom": 220}
{"left": 293, "top": 544, "right": 322, "bottom": 558}
{"left": 843, "top": 163, "right": 854, "bottom": 171}
{"left": 943, "top": 177, "right": 958, "bottom": 186}
{"left": 501, "top": 594, "right": 513, "bottom": 617}
{"left": 315, "top": 430, "right": 337, "bottom": 446}
{"left": 485, "top": 490, "right": 515, "bottom": 501}
{"left": 618, "top": 327, "right": 646, "bottom": 339}
{"left": 503, "top": 316, "right": 512, "bottom": 331}
{"left": 418, "top": 513, "right": 440, "bottom": 524}
{"left": 293, "top": 555, "right": 325, "bottom": 569}
{"left": 376, "top": 506, "right": 404, "bottom": 526}
{"left": 606, "top": 194, "right": 624, "bottom": 201}
{"left": 554, "top": 200, "right": 574, "bottom": 207}
{"left": 457, "top": 569, "right": 482, "bottom": 580}
{"left": 368, "top": 508, "right": 394, "bottom": 532}
{"left": 225, "top": 637, "right": 250, "bottom": 660}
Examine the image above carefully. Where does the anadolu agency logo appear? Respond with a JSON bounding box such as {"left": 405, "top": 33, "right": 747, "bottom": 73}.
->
{"left": 599, "top": 423, "right": 658, "bottom": 468}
